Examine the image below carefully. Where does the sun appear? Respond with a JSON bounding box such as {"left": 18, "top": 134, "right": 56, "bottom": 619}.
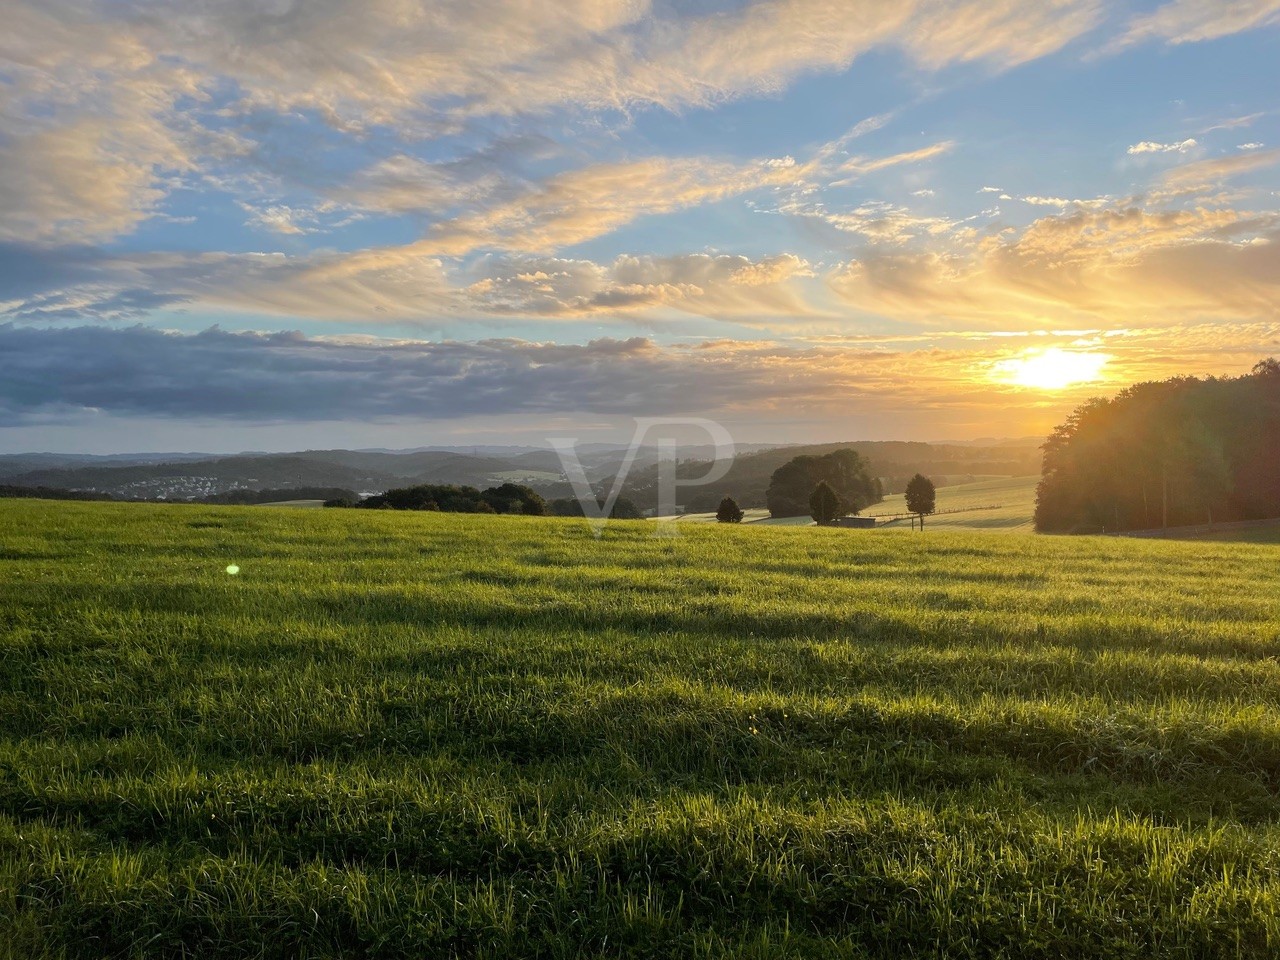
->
{"left": 993, "top": 348, "right": 1111, "bottom": 390}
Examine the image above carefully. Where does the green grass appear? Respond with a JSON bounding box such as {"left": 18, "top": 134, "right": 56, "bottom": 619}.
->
{"left": 1127, "top": 521, "right": 1280, "bottom": 545}
{"left": 1195, "top": 523, "right": 1280, "bottom": 543}
{"left": 873, "top": 476, "right": 1040, "bottom": 531}
{"left": 673, "top": 476, "right": 1039, "bottom": 529}
{"left": 2, "top": 499, "right": 1280, "bottom": 958}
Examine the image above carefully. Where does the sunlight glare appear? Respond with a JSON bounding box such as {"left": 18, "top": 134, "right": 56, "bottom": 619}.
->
{"left": 994, "top": 348, "right": 1111, "bottom": 390}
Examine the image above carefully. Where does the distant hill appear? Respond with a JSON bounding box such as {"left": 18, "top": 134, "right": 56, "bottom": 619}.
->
{"left": 0, "top": 447, "right": 608, "bottom": 500}
{"left": 4, "top": 455, "right": 389, "bottom": 500}
{"left": 0, "top": 452, "right": 217, "bottom": 479}
{"left": 0, "top": 439, "right": 1041, "bottom": 505}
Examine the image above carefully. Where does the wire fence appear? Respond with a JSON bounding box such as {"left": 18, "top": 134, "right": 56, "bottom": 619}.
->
{"left": 868, "top": 504, "right": 1005, "bottom": 522}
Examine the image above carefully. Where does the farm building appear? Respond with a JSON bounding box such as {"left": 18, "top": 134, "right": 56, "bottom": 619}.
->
{"left": 833, "top": 516, "right": 876, "bottom": 528}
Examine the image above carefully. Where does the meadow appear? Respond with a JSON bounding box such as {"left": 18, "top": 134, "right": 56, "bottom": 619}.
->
{"left": 671, "top": 475, "right": 1040, "bottom": 531}
{"left": 870, "top": 476, "right": 1039, "bottom": 532}
{"left": 2, "top": 499, "right": 1280, "bottom": 958}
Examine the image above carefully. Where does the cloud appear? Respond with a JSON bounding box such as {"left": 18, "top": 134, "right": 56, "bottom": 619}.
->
{"left": 830, "top": 204, "right": 1280, "bottom": 328}
{"left": 0, "top": 2, "right": 240, "bottom": 242}
{"left": 140, "top": 248, "right": 460, "bottom": 323}
{"left": 330, "top": 138, "right": 560, "bottom": 217}
{"left": 1159, "top": 148, "right": 1280, "bottom": 191}
{"left": 1116, "top": 0, "right": 1280, "bottom": 47}
{"left": 1239, "top": 142, "right": 1265, "bottom": 150}
{"left": 1201, "top": 113, "right": 1264, "bottom": 132}
{"left": 0, "top": 246, "right": 458, "bottom": 325}
{"left": 0, "top": 242, "right": 121, "bottom": 304}
{"left": 784, "top": 200, "right": 963, "bottom": 245}
{"left": 238, "top": 203, "right": 316, "bottom": 235}
{"left": 835, "top": 141, "right": 956, "bottom": 182}
{"left": 0, "top": 99, "right": 203, "bottom": 244}
{"left": 901, "top": 0, "right": 1102, "bottom": 68}
{"left": 0, "top": 0, "right": 1106, "bottom": 243}
{"left": 0, "top": 322, "right": 939, "bottom": 424}
{"left": 1020, "top": 195, "right": 1112, "bottom": 208}
{"left": 0, "top": 241, "right": 824, "bottom": 326}
{"left": 422, "top": 156, "right": 805, "bottom": 256}
{"left": 4, "top": 0, "right": 1105, "bottom": 130}
{"left": 331, "top": 129, "right": 952, "bottom": 256}
{"left": 6, "top": 321, "right": 1273, "bottom": 442}
{"left": 464, "top": 253, "right": 819, "bottom": 319}
{"left": 1127, "top": 139, "right": 1198, "bottom": 154}
{"left": 0, "top": 288, "right": 189, "bottom": 324}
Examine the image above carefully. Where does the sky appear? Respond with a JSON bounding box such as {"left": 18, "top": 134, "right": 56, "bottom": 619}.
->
{"left": 2, "top": 0, "right": 1279, "bottom": 453}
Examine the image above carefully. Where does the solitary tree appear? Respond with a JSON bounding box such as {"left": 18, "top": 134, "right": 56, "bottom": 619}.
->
{"left": 716, "top": 496, "right": 744, "bottom": 523}
{"left": 809, "top": 480, "right": 843, "bottom": 525}
{"left": 904, "top": 473, "right": 936, "bottom": 529}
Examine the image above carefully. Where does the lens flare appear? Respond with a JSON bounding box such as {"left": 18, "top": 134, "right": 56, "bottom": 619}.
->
{"left": 225, "top": 564, "right": 240, "bottom": 575}
{"left": 993, "top": 348, "right": 1110, "bottom": 390}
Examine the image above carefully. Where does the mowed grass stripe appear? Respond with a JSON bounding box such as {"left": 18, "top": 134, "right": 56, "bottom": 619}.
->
{"left": 1, "top": 500, "right": 1280, "bottom": 957}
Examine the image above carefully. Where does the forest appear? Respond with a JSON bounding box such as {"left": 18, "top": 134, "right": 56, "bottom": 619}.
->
{"left": 1035, "top": 360, "right": 1280, "bottom": 533}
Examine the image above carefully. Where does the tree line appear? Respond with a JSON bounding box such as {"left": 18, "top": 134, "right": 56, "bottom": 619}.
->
{"left": 1035, "top": 359, "right": 1280, "bottom": 533}
{"left": 328, "top": 482, "right": 642, "bottom": 519}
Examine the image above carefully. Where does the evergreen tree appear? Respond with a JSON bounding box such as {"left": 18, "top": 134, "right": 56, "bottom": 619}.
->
{"left": 715, "top": 496, "right": 744, "bottom": 523}
{"left": 809, "top": 481, "right": 842, "bottom": 525}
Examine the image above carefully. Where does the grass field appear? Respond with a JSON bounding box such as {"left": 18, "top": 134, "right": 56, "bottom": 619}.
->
{"left": 872, "top": 476, "right": 1040, "bottom": 532}
{"left": 1121, "top": 520, "right": 1280, "bottom": 545}
{"left": 1194, "top": 523, "right": 1280, "bottom": 543}
{"left": 3, "top": 499, "right": 1280, "bottom": 958}
{"left": 671, "top": 476, "right": 1040, "bottom": 531}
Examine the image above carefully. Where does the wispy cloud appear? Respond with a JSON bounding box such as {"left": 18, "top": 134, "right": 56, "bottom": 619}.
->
{"left": 1201, "top": 112, "right": 1264, "bottom": 133}
{"left": 834, "top": 141, "right": 956, "bottom": 182}
{"left": 0, "top": 0, "right": 1115, "bottom": 243}
{"left": 421, "top": 156, "right": 806, "bottom": 256}
{"left": 1115, "top": 0, "right": 1280, "bottom": 48}
{"left": 0, "top": 241, "right": 826, "bottom": 327}
{"left": 1160, "top": 148, "right": 1280, "bottom": 191}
